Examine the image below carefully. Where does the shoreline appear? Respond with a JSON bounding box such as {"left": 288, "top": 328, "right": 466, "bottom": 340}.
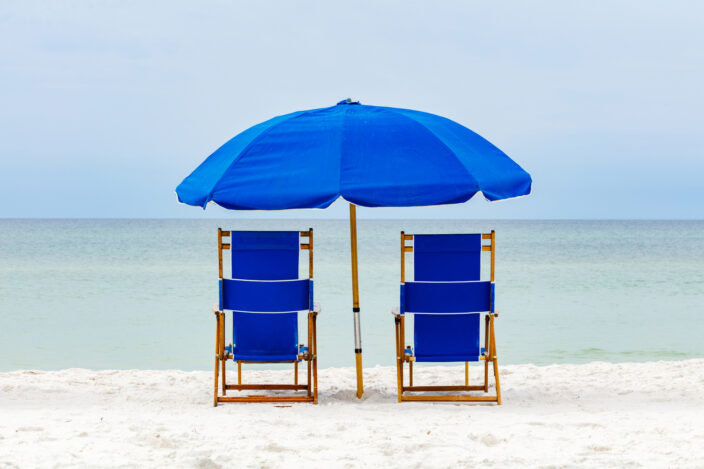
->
{"left": 2, "top": 359, "right": 703, "bottom": 467}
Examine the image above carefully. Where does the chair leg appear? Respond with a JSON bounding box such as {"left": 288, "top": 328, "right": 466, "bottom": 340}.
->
{"left": 237, "top": 361, "right": 242, "bottom": 387}
{"left": 465, "top": 362, "right": 469, "bottom": 386}
{"left": 213, "top": 357, "right": 220, "bottom": 407}
{"left": 213, "top": 313, "right": 221, "bottom": 407}
{"left": 409, "top": 360, "right": 413, "bottom": 387}
{"left": 313, "top": 364, "right": 318, "bottom": 404}
{"left": 493, "top": 357, "right": 501, "bottom": 405}
{"left": 312, "top": 314, "right": 318, "bottom": 404}
{"left": 490, "top": 316, "right": 501, "bottom": 405}
{"left": 294, "top": 361, "right": 298, "bottom": 385}
{"left": 307, "top": 313, "right": 312, "bottom": 398}
{"left": 400, "top": 317, "right": 406, "bottom": 399}
{"left": 220, "top": 313, "right": 227, "bottom": 395}
{"left": 484, "top": 315, "right": 490, "bottom": 393}
{"left": 398, "top": 360, "right": 404, "bottom": 402}
{"left": 221, "top": 359, "right": 227, "bottom": 396}
{"left": 394, "top": 317, "right": 402, "bottom": 402}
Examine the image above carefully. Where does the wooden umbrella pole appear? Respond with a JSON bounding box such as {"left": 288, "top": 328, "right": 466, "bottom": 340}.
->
{"left": 349, "top": 203, "right": 364, "bottom": 398}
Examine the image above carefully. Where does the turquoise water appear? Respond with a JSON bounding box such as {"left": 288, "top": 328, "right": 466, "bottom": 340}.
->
{"left": 0, "top": 219, "right": 702, "bottom": 371}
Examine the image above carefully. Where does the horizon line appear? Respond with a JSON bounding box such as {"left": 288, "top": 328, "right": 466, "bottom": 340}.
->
{"left": 1, "top": 217, "right": 702, "bottom": 222}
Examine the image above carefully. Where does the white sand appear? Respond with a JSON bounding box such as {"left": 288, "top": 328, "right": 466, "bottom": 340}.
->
{"left": 1, "top": 360, "right": 703, "bottom": 468}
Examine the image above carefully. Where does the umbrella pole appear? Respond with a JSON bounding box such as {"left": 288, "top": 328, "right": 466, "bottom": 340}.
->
{"left": 349, "top": 203, "right": 364, "bottom": 398}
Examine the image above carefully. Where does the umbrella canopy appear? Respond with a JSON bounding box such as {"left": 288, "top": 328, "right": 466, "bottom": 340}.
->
{"left": 176, "top": 100, "right": 531, "bottom": 210}
{"left": 176, "top": 99, "right": 532, "bottom": 399}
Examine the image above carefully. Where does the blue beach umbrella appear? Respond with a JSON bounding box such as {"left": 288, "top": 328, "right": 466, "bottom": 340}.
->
{"left": 176, "top": 99, "right": 532, "bottom": 397}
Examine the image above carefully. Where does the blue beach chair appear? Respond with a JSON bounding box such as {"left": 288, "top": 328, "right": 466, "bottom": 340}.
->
{"left": 393, "top": 231, "right": 501, "bottom": 404}
{"left": 212, "top": 229, "right": 319, "bottom": 405}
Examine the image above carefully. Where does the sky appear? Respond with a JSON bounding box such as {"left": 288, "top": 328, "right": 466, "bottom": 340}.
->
{"left": 0, "top": 1, "right": 702, "bottom": 219}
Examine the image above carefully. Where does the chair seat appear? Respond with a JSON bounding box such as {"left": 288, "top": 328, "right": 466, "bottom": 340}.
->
{"left": 411, "top": 347, "right": 486, "bottom": 363}
{"left": 412, "top": 313, "right": 482, "bottom": 362}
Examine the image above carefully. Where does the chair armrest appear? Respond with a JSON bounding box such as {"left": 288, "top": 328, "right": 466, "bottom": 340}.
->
{"left": 313, "top": 302, "right": 322, "bottom": 314}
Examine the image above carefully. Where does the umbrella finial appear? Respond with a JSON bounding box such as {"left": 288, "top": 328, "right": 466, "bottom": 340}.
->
{"left": 337, "top": 98, "right": 360, "bottom": 105}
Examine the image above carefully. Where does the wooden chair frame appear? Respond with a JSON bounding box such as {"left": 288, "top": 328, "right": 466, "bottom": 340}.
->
{"left": 212, "top": 228, "right": 319, "bottom": 405}
{"left": 393, "top": 230, "right": 501, "bottom": 404}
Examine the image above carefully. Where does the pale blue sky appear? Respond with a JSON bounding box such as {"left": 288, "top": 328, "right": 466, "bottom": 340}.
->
{"left": 1, "top": 1, "right": 702, "bottom": 219}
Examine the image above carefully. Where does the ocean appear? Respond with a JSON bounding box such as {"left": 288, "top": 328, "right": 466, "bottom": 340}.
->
{"left": 1, "top": 219, "right": 702, "bottom": 371}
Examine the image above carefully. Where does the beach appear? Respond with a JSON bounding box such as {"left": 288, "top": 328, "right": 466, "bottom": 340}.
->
{"left": 2, "top": 360, "right": 703, "bottom": 468}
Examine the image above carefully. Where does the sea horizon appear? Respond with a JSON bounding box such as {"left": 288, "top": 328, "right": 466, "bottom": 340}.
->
{"left": 2, "top": 217, "right": 703, "bottom": 221}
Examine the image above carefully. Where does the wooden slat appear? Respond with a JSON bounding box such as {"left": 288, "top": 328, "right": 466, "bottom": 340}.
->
{"left": 299, "top": 231, "right": 310, "bottom": 237}
{"left": 490, "top": 229, "right": 495, "bottom": 283}
{"left": 401, "top": 395, "right": 498, "bottom": 402}
{"left": 482, "top": 245, "right": 492, "bottom": 251}
{"left": 400, "top": 231, "right": 406, "bottom": 284}
{"left": 221, "top": 231, "right": 231, "bottom": 237}
{"left": 308, "top": 228, "right": 313, "bottom": 279}
{"left": 403, "top": 234, "right": 413, "bottom": 241}
{"left": 300, "top": 243, "right": 310, "bottom": 250}
{"left": 217, "top": 228, "right": 224, "bottom": 280}
{"left": 404, "top": 246, "right": 414, "bottom": 252}
{"left": 218, "top": 396, "right": 315, "bottom": 403}
{"left": 221, "top": 243, "right": 230, "bottom": 250}
{"left": 482, "top": 233, "right": 492, "bottom": 239}
{"left": 225, "top": 384, "right": 308, "bottom": 391}
{"left": 403, "top": 385, "right": 486, "bottom": 392}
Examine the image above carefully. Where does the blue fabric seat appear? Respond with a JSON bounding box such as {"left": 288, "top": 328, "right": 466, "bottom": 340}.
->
{"left": 220, "top": 231, "right": 312, "bottom": 363}
{"left": 402, "top": 234, "right": 494, "bottom": 363}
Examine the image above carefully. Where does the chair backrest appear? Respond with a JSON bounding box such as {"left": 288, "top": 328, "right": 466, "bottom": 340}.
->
{"left": 218, "top": 230, "right": 313, "bottom": 360}
{"left": 413, "top": 234, "right": 482, "bottom": 281}
{"left": 401, "top": 232, "right": 495, "bottom": 362}
{"left": 230, "top": 231, "right": 300, "bottom": 280}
